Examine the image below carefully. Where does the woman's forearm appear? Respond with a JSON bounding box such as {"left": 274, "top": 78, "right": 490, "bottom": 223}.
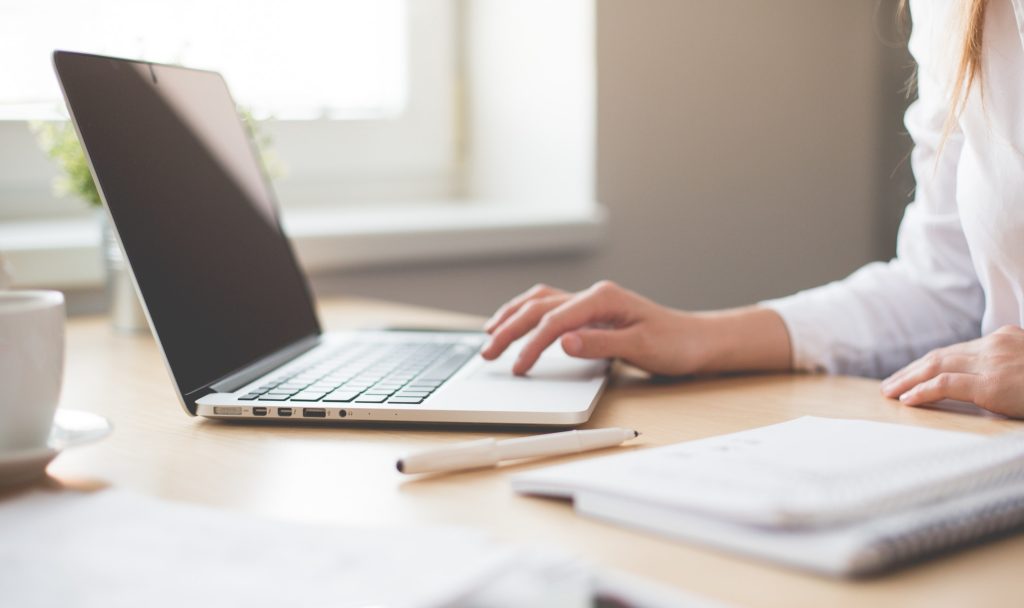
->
{"left": 688, "top": 306, "right": 793, "bottom": 374}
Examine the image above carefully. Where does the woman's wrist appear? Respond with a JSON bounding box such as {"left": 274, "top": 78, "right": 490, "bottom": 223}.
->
{"left": 688, "top": 306, "right": 793, "bottom": 374}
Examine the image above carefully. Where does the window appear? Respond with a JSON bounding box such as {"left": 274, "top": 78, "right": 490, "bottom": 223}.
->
{"left": 0, "top": 0, "right": 407, "bottom": 120}
{"left": 0, "top": 0, "right": 457, "bottom": 219}
{"left": 0, "top": 0, "right": 602, "bottom": 289}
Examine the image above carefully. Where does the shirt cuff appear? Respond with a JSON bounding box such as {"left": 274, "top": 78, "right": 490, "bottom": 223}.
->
{"left": 759, "top": 294, "right": 832, "bottom": 374}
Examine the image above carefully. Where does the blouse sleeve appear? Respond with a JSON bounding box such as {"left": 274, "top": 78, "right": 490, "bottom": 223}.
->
{"left": 759, "top": 0, "right": 984, "bottom": 378}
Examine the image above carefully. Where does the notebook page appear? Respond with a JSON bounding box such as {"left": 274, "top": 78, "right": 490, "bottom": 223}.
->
{"left": 513, "top": 417, "right": 989, "bottom": 528}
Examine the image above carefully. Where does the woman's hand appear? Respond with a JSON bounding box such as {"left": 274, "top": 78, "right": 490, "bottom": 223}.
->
{"left": 881, "top": 325, "right": 1024, "bottom": 417}
{"left": 481, "top": 281, "right": 792, "bottom": 376}
{"left": 481, "top": 281, "right": 700, "bottom": 376}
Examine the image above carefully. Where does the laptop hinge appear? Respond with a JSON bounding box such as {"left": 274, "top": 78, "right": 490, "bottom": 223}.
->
{"left": 208, "top": 335, "right": 322, "bottom": 394}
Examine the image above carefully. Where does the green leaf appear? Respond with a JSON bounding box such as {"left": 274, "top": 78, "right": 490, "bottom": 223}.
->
{"left": 29, "top": 104, "right": 285, "bottom": 210}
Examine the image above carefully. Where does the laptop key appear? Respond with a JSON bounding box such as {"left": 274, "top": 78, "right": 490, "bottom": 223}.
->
{"left": 418, "top": 363, "right": 469, "bottom": 381}
{"left": 344, "top": 380, "right": 375, "bottom": 387}
{"left": 258, "top": 394, "right": 290, "bottom": 401}
{"left": 387, "top": 397, "right": 424, "bottom": 404}
{"left": 238, "top": 392, "right": 262, "bottom": 400}
{"left": 323, "top": 390, "right": 361, "bottom": 402}
{"left": 354, "top": 395, "right": 388, "bottom": 403}
{"left": 291, "top": 391, "right": 328, "bottom": 401}
{"left": 408, "top": 381, "right": 442, "bottom": 389}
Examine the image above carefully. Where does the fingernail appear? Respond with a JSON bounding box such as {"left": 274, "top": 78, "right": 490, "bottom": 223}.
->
{"left": 562, "top": 333, "right": 582, "bottom": 355}
{"left": 513, "top": 354, "right": 527, "bottom": 375}
{"left": 899, "top": 391, "right": 912, "bottom": 402}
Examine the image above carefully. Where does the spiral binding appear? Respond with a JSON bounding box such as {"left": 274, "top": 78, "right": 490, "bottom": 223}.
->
{"left": 857, "top": 480, "right": 1024, "bottom": 574}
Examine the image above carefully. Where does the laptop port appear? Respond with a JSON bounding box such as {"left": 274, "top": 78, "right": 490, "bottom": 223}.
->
{"left": 252, "top": 407, "right": 268, "bottom": 417}
{"left": 213, "top": 406, "right": 242, "bottom": 415}
{"left": 303, "top": 408, "right": 326, "bottom": 418}
{"left": 338, "top": 409, "right": 347, "bottom": 418}
{"left": 277, "top": 407, "right": 293, "bottom": 417}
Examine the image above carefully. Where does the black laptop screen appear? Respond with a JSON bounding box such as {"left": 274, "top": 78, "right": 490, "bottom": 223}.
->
{"left": 54, "top": 52, "right": 320, "bottom": 405}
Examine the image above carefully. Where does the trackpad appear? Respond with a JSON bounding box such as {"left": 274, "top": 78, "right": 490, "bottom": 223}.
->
{"left": 434, "top": 341, "right": 607, "bottom": 415}
{"left": 466, "top": 341, "right": 607, "bottom": 382}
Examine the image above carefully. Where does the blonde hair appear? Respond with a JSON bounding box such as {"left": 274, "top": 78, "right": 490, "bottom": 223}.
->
{"left": 900, "top": 0, "right": 988, "bottom": 136}
{"left": 951, "top": 0, "right": 988, "bottom": 115}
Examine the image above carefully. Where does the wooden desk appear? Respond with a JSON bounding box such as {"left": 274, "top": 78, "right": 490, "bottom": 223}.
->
{"left": 46, "top": 298, "right": 1024, "bottom": 607}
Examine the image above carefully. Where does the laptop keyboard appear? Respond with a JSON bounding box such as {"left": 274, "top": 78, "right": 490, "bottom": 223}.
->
{"left": 237, "top": 337, "right": 484, "bottom": 405}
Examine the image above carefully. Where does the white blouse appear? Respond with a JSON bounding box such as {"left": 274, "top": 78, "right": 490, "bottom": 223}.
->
{"left": 764, "top": 0, "right": 1024, "bottom": 378}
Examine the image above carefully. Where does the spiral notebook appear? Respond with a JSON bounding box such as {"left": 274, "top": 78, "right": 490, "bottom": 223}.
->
{"left": 512, "top": 417, "right": 1024, "bottom": 577}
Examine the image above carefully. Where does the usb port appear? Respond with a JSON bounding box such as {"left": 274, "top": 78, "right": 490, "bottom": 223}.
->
{"left": 303, "top": 408, "right": 326, "bottom": 418}
{"left": 252, "top": 407, "right": 268, "bottom": 416}
{"left": 213, "top": 406, "right": 242, "bottom": 415}
{"left": 277, "top": 407, "right": 293, "bottom": 417}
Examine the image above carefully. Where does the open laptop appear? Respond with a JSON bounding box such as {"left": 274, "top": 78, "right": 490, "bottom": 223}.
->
{"left": 53, "top": 50, "right": 607, "bottom": 425}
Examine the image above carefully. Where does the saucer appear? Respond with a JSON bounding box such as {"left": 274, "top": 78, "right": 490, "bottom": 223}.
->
{"left": 0, "top": 409, "right": 112, "bottom": 487}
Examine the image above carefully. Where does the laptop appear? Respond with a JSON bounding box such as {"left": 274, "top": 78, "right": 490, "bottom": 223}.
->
{"left": 53, "top": 50, "right": 608, "bottom": 425}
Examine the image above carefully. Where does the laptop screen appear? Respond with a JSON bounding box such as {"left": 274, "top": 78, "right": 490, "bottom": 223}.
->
{"left": 54, "top": 51, "right": 321, "bottom": 408}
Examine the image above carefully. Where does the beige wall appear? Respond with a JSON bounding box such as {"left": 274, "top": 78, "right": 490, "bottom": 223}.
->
{"left": 308, "top": 1, "right": 913, "bottom": 317}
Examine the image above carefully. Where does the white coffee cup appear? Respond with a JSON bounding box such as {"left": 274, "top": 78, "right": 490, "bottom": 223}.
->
{"left": 0, "top": 290, "right": 65, "bottom": 452}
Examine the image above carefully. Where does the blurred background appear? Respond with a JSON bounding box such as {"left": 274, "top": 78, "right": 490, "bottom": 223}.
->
{"left": 0, "top": 0, "right": 914, "bottom": 319}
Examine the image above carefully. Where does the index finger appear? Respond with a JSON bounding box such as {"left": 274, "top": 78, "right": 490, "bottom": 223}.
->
{"left": 512, "top": 290, "right": 619, "bottom": 375}
{"left": 900, "top": 372, "right": 980, "bottom": 407}
{"left": 484, "top": 284, "right": 565, "bottom": 333}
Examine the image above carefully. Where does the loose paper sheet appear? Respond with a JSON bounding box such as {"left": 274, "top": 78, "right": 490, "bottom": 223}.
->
{"left": 0, "top": 489, "right": 531, "bottom": 608}
{"left": 0, "top": 488, "right": 722, "bottom": 608}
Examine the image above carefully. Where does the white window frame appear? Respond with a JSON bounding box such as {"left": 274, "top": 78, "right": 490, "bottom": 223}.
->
{"left": 0, "top": 0, "right": 457, "bottom": 219}
{"left": 0, "top": 0, "right": 605, "bottom": 290}
{"left": 266, "top": 0, "right": 460, "bottom": 208}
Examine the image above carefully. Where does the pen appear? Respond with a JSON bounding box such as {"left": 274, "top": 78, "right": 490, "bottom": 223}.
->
{"left": 396, "top": 427, "right": 640, "bottom": 474}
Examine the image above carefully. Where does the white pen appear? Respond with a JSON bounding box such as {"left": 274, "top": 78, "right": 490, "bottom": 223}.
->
{"left": 396, "top": 427, "right": 640, "bottom": 474}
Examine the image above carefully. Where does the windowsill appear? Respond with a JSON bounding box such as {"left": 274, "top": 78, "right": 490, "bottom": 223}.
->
{"left": 0, "top": 201, "right": 607, "bottom": 289}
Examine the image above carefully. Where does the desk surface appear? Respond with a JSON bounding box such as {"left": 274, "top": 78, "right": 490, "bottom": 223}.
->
{"left": 45, "top": 298, "right": 1024, "bottom": 607}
